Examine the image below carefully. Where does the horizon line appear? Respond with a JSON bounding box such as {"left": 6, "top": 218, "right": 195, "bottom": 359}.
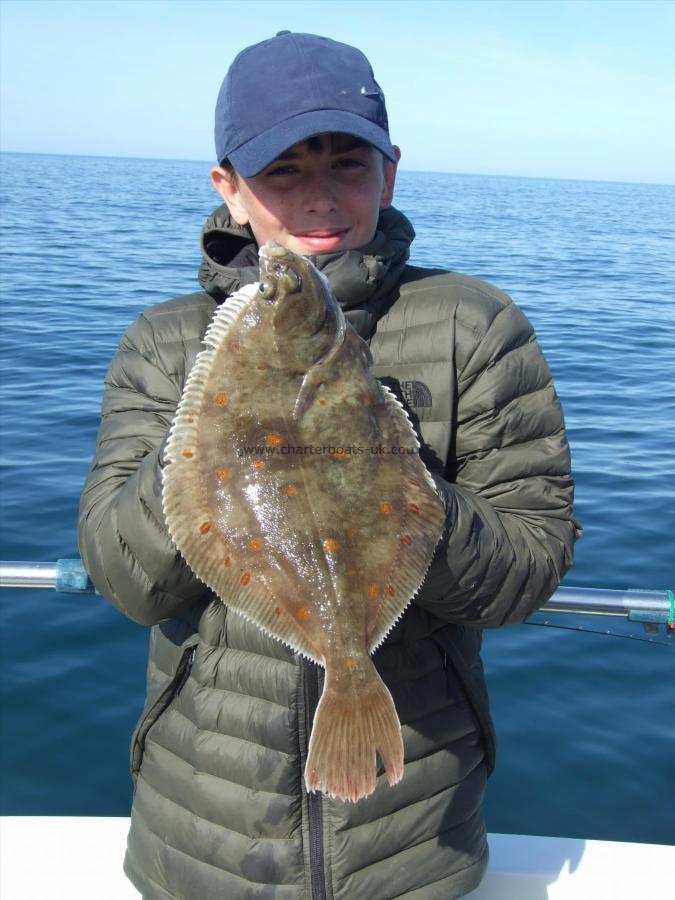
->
{"left": 1, "top": 149, "right": 673, "bottom": 189}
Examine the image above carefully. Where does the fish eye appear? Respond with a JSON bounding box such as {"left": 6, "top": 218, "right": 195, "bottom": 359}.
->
{"left": 279, "top": 269, "right": 301, "bottom": 294}
{"left": 259, "top": 280, "right": 276, "bottom": 300}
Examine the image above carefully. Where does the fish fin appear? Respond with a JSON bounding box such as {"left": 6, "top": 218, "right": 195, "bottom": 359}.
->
{"left": 292, "top": 318, "right": 348, "bottom": 421}
{"left": 163, "top": 284, "right": 258, "bottom": 464}
{"left": 163, "top": 480, "right": 323, "bottom": 662}
{"left": 367, "top": 385, "right": 447, "bottom": 653}
{"left": 305, "top": 657, "right": 404, "bottom": 803}
{"left": 202, "top": 285, "right": 259, "bottom": 350}
{"left": 292, "top": 369, "right": 321, "bottom": 421}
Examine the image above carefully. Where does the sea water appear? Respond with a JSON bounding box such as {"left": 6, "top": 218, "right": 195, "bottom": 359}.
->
{"left": 1, "top": 153, "right": 673, "bottom": 843}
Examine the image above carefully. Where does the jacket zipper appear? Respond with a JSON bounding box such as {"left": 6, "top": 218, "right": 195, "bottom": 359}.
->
{"left": 174, "top": 644, "right": 196, "bottom": 695}
{"left": 302, "top": 659, "right": 327, "bottom": 900}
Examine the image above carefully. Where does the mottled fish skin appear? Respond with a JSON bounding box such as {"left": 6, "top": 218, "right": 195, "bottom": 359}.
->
{"left": 162, "top": 241, "right": 446, "bottom": 802}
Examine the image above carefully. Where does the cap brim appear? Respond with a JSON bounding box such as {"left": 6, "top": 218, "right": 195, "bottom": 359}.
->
{"left": 226, "top": 109, "right": 396, "bottom": 177}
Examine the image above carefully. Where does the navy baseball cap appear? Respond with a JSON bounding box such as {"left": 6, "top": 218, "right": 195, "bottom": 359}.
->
{"left": 214, "top": 31, "right": 396, "bottom": 176}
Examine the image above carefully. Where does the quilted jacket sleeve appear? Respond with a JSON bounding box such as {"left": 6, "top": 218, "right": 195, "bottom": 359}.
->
{"left": 415, "top": 296, "right": 581, "bottom": 627}
{"left": 78, "top": 303, "right": 210, "bottom": 625}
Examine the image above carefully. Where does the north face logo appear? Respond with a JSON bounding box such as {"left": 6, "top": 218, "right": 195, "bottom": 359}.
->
{"left": 400, "top": 380, "right": 432, "bottom": 408}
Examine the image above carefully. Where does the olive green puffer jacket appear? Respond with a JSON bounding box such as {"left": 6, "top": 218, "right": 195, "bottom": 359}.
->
{"left": 78, "top": 205, "right": 580, "bottom": 900}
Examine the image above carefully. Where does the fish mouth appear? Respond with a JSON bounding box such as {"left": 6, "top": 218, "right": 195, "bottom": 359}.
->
{"left": 259, "top": 240, "right": 292, "bottom": 267}
{"left": 258, "top": 242, "right": 305, "bottom": 297}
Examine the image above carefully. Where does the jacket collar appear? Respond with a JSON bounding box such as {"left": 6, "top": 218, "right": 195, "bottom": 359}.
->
{"left": 198, "top": 204, "right": 415, "bottom": 339}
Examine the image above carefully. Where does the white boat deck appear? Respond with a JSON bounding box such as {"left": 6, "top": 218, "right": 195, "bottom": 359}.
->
{"left": 1, "top": 816, "right": 672, "bottom": 899}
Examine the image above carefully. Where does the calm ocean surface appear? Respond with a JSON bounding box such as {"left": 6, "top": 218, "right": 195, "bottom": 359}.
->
{"left": 1, "top": 153, "right": 673, "bottom": 844}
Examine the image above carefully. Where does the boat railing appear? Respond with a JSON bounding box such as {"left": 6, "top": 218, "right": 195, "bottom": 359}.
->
{"left": 1, "top": 558, "right": 673, "bottom": 634}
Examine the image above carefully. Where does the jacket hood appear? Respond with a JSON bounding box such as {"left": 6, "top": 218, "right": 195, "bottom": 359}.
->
{"left": 198, "top": 204, "right": 415, "bottom": 339}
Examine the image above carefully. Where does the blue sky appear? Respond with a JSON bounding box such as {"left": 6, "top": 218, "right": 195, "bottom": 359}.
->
{"left": 1, "top": 0, "right": 674, "bottom": 184}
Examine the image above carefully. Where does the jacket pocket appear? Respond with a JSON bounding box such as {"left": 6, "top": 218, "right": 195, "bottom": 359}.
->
{"left": 130, "top": 643, "right": 197, "bottom": 784}
{"left": 431, "top": 630, "right": 497, "bottom": 774}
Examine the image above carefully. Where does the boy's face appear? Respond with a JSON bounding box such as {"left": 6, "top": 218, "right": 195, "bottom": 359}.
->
{"left": 211, "top": 133, "right": 399, "bottom": 256}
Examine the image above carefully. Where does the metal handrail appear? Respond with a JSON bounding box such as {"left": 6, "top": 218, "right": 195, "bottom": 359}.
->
{"left": 1, "top": 559, "right": 673, "bottom": 629}
{"left": 0, "top": 560, "right": 94, "bottom": 593}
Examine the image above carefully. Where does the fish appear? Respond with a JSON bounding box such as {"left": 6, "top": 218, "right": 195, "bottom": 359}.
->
{"left": 162, "top": 241, "right": 446, "bottom": 803}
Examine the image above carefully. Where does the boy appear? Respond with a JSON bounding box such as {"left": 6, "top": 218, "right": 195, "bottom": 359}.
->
{"left": 79, "top": 32, "right": 579, "bottom": 900}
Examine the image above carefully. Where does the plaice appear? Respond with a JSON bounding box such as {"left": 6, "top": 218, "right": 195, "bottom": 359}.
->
{"left": 162, "top": 241, "right": 446, "bottom": 802}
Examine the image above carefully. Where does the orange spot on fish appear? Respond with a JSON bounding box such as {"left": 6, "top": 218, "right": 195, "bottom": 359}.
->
{"left": 241, "top": 572, "right": 251, "bottom": 586}
{"left": 199, "top": 522, "right": 210, "bottom": 535}
{"left": 388, "top": 585, "right": 395, "bottom": 597}
{"left": 224, "top": 556, "right": 232, "bottom": 568}
{"left": 319, "top": 398, "right": 327, "bottom": 406}
{"left": 379, "top": 501, "right": 392, "bottom": 514}
{"left": 402, "top": 534, "right": 413, "bottom": 545}
{"left": 254, "top": 460, "right": 266, "bottom": 470}
{"left": 248, "top": 538, "right": 262, "bottom": 551}
{"left": 214, "top": 392, "right": 228, "bottom": 406}
{"left": 323, "top": 538, "right": 338, "bottom": 553}
{"left": 267, "top": 433, "right": 282, "bottom": 446}
{"left": 347, "top": 567, "right": 357, "bottom": 577}
{"left": 215, "top": 468, "right": 230, "bottom": 481}
{"left": 286, "top": 485, "right": 297, "bottom": 496}
{"left": 368, "top": 583, "right": 379, "bottom": 599}
{"left": 256, "top": 363, "right": 267, "bottom": 370}
{"left": 274, "top": 607, "right": 282, "bottom": 616}
{"left": 408, "top": 503, "right": 419, "bottom": 514}
{"left": 186, "top": 416, "right": 194, "bottom": 423}
{"left": 408, "top": 479, "right": 420, "bottom": 487}
{"left": 334, "top": 448, "right": 347, "bottom": 460}
{"left": 182, "top": 449, "right": 194, "bottom": 459}
{"left": 345, "top": 658, "right": 356, "bottom": 670}
{"left": 296, "top": 607, "right": 311, "bottom": 622}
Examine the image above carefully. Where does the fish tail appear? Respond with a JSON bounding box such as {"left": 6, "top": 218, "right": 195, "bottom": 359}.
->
{"left": 305, "top": 657, "right": 404, "bottom": 803}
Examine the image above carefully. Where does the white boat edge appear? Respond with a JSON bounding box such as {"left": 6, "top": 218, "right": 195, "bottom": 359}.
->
{"left": 1, "top": 816, "right": 672, "bottom": 899}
